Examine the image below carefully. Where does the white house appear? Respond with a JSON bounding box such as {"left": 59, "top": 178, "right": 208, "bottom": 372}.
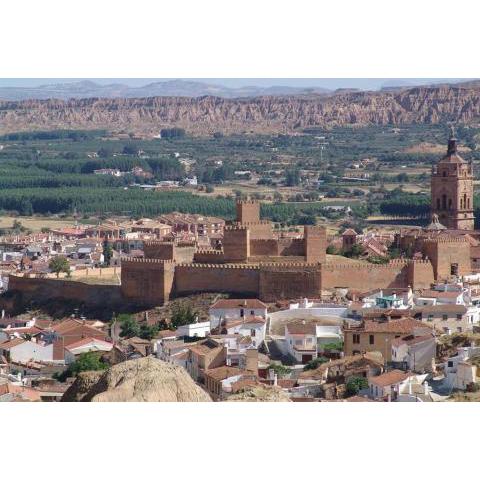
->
{"left": 285, "top": 322, "right": 318, "bottom": 364}
{"left": 175, "top": 320, "right": 211, "bottom": 339}
{"left": 444, "top": 346, "right": 480, "bottom": 390}
{"left": 0, "top": 338, "right": 56, "bottom": 364}
{"left": 64, "top": 337, "right": 113, "bottom": 365}
{"left": 209, "top": 299, "right": 267, "bottom": 329}
{"left": 391, "top": 334, "right": 436, "bottom": 372}
{"left": 224, "top": 317, "right": 266, "bottom": 348}
{"left": 368, "top": 370, "right": 431, "bottom": 401}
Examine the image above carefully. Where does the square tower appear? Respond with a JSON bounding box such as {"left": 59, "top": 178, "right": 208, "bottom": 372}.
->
{"left": 236, "top": 200, "right": 260, "bottom": 224}
{"left": 431, "top": 129, "right": 474, "bottom": 230}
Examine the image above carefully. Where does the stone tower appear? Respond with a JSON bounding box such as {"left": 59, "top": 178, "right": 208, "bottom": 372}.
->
{"left": 430, "top": 128, "right": 474, "bottom": 230}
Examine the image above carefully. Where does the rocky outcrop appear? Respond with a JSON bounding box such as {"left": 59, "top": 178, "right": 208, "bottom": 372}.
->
{"left": 1, "top": 84, "right": 480, "bottom": 135}
{"left": 62, "top": 357, "right": 212, "bottom": 402}
{"left": 226, "top": 385, "right": 292, "bottom": 402}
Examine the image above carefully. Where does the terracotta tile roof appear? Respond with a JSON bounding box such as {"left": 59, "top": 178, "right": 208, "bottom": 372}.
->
{"left": 64, "top": 337, "right": 113, "bottom": 351}
{"left": 412, "top": 304, "right": 467, "bottom": 314}
{"left": 286, "top": 323, "right": 316, "bottom": 335}
{"left": 0, "top": 338, "right": 26, "bottom": 350}
{"left": 391, "top": 334, "right": 434, "bottom": 348}
{"left": 210, "top": 299, "right": 267, "bottom": 310}
{"left": 342, "top": 229, "right": 357, "bottom": 236}
{"left": 205, "top": 366, "right": 244, "bottom": 381}
{"left": 418, "top": 290, "right": 462, "bottom": 299}
{"left": 347, "top": 318, "right": 431, "bottom": 334}
{"left": 369, "top": 370, "right": 410, "bottom": 387}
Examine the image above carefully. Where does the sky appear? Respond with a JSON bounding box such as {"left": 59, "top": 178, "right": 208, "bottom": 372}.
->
{"left": 0, "top": 78, "right": 472, "bottom": 90}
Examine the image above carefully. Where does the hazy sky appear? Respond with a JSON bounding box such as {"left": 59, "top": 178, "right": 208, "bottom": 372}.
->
{"left": 0, "top": 78, "right": 471, "bottom": 90}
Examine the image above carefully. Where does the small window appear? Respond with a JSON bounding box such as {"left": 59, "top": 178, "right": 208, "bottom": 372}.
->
{"left": 448, "top": 361, "right": 453, "bottom": 368}
{"left": 456, "top": 314, "right": 462, "bottom": 321}
{"left": 428, "top": 314, "right": 434, "bottom": 322}
{"left": 442, "top": 314, "right": 448, "bottom": 321}
{"left": 353, "top": 334, "right": 360, "bottom": 344}
{"left": 369, "top": 334, "right": 374, "bottom": 345}
{"left": 250, "top": 310, "right": 255, "bottom": 315}
{"left": 457, "top": 327, "right": 462, "bottom": 333}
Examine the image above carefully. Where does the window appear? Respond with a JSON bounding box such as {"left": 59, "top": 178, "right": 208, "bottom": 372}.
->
{"left": 442, "top": 314, "right": 448, "bottom": 321}
{"left": 250, "top": 310, "right": 254, "bottom": 315}
{"left": 250, "top": 329, "right": 256, "bottom": 337}
{"left": 456, "top": 314, "right": 462, "bottom": 321}
{"left": 240, "top": 308, "right": 244, "bottom": 317}
{"left": 369, "top": 334, "right": 374, "bottom": 345}
{"left": 353, "top": 334, "right": 360, "bottom": 344}
{"left": 457, "top": 327, "right": 462, "bottom": 333}
{"left": 448, "top": 361, "right": 453, "bottom": 368}
{"left": 428, "top": 314, "right": 434, "bottom": 322}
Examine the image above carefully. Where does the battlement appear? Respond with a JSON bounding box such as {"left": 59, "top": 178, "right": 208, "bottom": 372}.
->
{"left": 177, "top": 263, "right": 259, "bottom": 270}
{"left": 233, "top": 220, "right": 271, "bottom": 226}
{"left": 236, "top": 200, "right": 259, "bottom": 206}
{"left": 224, "top": 225, "right": 249, "bottom": 232}
{"left": 121, "top": 257, "right": 175, "bottom": 265}
{"left": 423, "top": 236, "right": 467, "bottom": 244}
{"left": 143, "top": 240, "right": 172, "bottom": 247}
{"left": 195, "top": 249, "right": 223, "bottom": 255}
{"left": 259, "top": 262, "right": 320, "bottom": 269}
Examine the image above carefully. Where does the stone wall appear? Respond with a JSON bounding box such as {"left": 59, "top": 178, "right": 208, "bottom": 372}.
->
{"left": 259, "top": 264, "right": 322, "bottom": 302}
{"left": 144, "top": 241, "right": 195, "bottom": 263}
{"left": 421, "top": 237, "right": 471, "bottom": 280}
{"left": 304, "top": 226, "right": 327, "bottom": 263}
{"left": 121, "top": 258, "right": 175, "bottom": 305}
{"left": 223, "top": 226, "right": 250, "bottom": 262}
{"left": 6, "top": 274, "right": 123, "bottom": 308}
{"left": 175, "top": 264, "right": 260, "bottom": 296}
{"left": 236, "top": 200, "right": 260, "bottom": 223}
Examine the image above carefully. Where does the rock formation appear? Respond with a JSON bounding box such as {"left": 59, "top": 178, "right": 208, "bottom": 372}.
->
{"left": 62, "top": 357, "right": 212, "bottom": 402}
{"left": 1, "top": 84, "right": 480, "bottom": 135}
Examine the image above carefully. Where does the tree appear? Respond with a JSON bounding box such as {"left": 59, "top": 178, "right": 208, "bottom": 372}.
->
{"left": 268, "top": 363, "right": 292, "bottom": 377}
{"left": 139, "top": 323, "right": 159, "bottom": 340}
{"left": 118, "top": 314, "right": 140, "bottom": 338}
{"left": 170, "top": 305, "right": 197, "bottom": 329}
{"left": 97, "top": 146, "right": 113, "bottom": 158}
{"left": 69, "top": 351, "right": 108, "bottom": 376}
{"left": 303, "top": 357, "right": 328, "bottom": 371}
{"left": 326, "top": 245, "right": 337, "bottom": 255}
{"left": 285, "top": 168, "right": 300, "bottom": 186}
{"left": 49, "top": 256, "right": 70, "bottom": 278}
{"left": 346, "top": 376, "right": 369, "bottom": 396}
{"left": 103, "top": 239, "right": 113, "bottom": 266}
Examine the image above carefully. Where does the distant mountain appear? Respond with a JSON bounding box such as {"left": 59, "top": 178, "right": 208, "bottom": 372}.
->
{"left": 2, "top": 82, "right": 480, "bottom": 136}
{"left": 0, "top": 79, "right": 332, "bottom": 101}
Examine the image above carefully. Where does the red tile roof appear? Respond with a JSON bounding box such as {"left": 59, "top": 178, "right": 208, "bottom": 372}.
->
{"left": 370, "top": 370, "right": 410, "bottom": 387}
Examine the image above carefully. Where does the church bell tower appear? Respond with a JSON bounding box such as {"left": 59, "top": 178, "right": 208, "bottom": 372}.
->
{"left": 430, "top": 127, "right": 474, "bottom": 230}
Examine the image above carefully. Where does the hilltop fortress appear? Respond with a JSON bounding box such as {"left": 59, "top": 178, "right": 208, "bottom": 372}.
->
{"left": 5, "top": 131, "right": 477, "bottom": 310}
{"left": 120, "top": 198, "right": 444, "bottom": 306}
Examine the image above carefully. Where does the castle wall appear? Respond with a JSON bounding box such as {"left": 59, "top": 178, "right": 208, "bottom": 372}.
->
{"left": 421, "top": 238, "right": 471, "bottom": 280}
{"left": 144, "top": 241, "right": 195, "bottom": 263}
{"left": 236, "top": 201, "right": 260, "bottom": 224}
{"left": 121, "top": 258, "right": 175, "bottom": 306}
{"left": 320, "top": 261, "right": 412, "bottom": 291}
{"left": 193, "top": 249, "right": 225, "bottom": 263}
{"left": 174, "top": 264, "right": 260, "bottom": 296}
{"left": 259, "top": 264, "right": 322, "bottom": 302}
{"left": 250, "top": 239, "right": 280, "bottom": 256}
{"left": 304, "top": 226, "right": 327, "bottom": 263}
{"left": 6, "top": 274, "right": 123, "bottom": 309}
{"left": 223, "top": 226, "right": 250, "bottom": 262}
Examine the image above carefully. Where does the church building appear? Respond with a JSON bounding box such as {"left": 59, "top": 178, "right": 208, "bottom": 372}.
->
{"left": 430, "top": 128, "right": 474, "bottom": 230}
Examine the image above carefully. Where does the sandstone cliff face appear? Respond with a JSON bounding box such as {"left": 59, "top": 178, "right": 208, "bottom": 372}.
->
{"left": 62, "top": 357, "right": 212, "bottom": 402}
{"left": 1, "top": 85, "right": 480, "bottom": 135}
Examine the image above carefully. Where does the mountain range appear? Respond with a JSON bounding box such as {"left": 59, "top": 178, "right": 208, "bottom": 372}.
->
{"left": 0, "top": 80, "right": 333, "bottom": 101}
{"left": 1, "top": 81, "right": 480, "bottom": 136}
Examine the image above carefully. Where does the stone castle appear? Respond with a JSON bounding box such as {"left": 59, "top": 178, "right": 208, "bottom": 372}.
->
{"left": 120, "top": 131, "right": 477, "bottom": 306}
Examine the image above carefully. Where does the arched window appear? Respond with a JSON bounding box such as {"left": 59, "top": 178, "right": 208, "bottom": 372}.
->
{"left": 448, "top": 198, "right": 452, "bottom": 209}
{"left": 467, "top": 198, "right": 470, "bottom": 209}
{"left": 437, "top": 198, "right": 440, "bottom": 209}
{"left": 464, "top": 194, "right": 467, "bottom": 210}
{"left": 442, "top": 194, "right": 447, "bottom": 210}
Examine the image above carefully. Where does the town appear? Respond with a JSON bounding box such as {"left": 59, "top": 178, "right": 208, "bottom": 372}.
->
{"left": 1, "top": 129, "right": 480, "bottom": 402}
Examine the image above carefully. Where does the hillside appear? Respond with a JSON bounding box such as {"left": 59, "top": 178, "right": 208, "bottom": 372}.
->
{"left": 1, "top": 84, "right": 480, "bottom": 136}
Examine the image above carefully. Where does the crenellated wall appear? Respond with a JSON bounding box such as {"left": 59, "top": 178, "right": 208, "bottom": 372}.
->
{"left": 175, "top": 263, "right": 260, "bottom": 296}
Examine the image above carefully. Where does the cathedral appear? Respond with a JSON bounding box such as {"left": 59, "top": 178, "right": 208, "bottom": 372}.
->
{"left": 430, "top": 128, "right": 474, "bottom": 230}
